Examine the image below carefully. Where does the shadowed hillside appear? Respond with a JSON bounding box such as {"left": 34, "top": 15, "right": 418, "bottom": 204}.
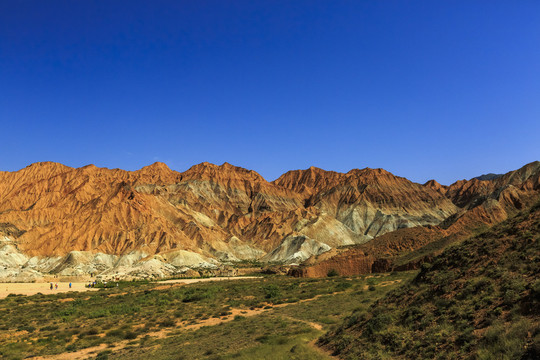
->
{"left": 318, "top": 202, "right": 540, "bottom": 359}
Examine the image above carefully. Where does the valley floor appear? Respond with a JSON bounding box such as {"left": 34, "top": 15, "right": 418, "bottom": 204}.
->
{"left": 0, "top": 272, "right": 414, "bottom": 360}
{"left": 0, "top": 277, "right": 260, "bottom": 299}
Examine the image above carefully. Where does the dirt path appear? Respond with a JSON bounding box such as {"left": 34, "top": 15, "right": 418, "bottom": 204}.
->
{"left": 35, "top": 292, "right": 336, "bottom": 359}
{"left": 26, "top": 280, "right": 396, "bottom": 359}
{"left": 280, "top": 314, "right": 323, "bottom": 331}
{"left": 362, "top": 279, "right": 402, "bottom": 290}
{"left": 158, "top": 276, "right": 260, "bottom": 284}
{"left": 32, "top": 344, "right": 109, "bottom": 360}
{"left": 279, "top": 315, "right": 338, "bottom": 359}
{"left": 278, "top": 315, "right": 339, "bottom": 359}
{"left": 379, "top": 279, "right": 402, "bottom": 287}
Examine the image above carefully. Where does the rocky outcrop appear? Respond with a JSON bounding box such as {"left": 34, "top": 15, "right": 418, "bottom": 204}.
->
{"left": 262, "top": 235, "right": 331, "bottom": 264}
{"left": 289, "top": 248, "right": 375, "bottom": 277}
{"left": 275, "top": 167, "right": 458, "bottom": 241}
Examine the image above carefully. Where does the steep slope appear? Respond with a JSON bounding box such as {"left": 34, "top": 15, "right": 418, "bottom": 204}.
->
{"left": 292, "top": 161, "right": 540, "bottom": 277}
{"left": 0, "top": 162, "right": 188, "bottom": 257}
{"left": 0, "top": 162, "right": 357, "bottom": 276}
{"left": 275, "top": 167, "right": 457, "bottom": 240}
{"left": 319, "top": 202, "right": 540, "bottom": 359}
{"left": 0, "top": 161, "right": 462, "bottom": 261}
{"left": 133, "top": 162, "right": 318, "bottom": 258}
{"left": 441, "top": 161, "right": 540, "bottom": 236}
{"left": 423, "top": 179, "right": 447, "bottom": 195}
{"left": 0, "top": 162, "right": 303, "bottom": 259}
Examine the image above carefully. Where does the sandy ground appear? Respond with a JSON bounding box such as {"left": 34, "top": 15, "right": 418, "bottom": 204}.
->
{"left": 0, "top": 282, "right": 99, "bottom": 299}
{"left": 0, "top": 276, "right": 261, "bottom": 299}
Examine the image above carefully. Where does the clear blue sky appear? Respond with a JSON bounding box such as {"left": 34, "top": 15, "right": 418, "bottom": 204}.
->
{"left": 1, "top": 1, "right": 539, "bottom": 184}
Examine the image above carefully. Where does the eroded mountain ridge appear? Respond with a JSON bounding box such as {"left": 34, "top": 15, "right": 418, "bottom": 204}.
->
{"left": 0, "top": 160, "right": 538, "bottom": 280}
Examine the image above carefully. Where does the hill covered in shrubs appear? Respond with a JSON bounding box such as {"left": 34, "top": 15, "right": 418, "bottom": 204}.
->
{"left": 319, "top": 202, "right": 540, "bottom": 359}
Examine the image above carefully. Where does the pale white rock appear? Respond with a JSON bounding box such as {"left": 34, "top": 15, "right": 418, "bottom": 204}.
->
{"left": 263, "top": 235, "right": 331, "bottom": 264}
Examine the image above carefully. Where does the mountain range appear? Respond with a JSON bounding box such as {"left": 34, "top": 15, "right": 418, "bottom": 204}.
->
{"left": 0, "top": 160, "right": 538, "bottom": 280}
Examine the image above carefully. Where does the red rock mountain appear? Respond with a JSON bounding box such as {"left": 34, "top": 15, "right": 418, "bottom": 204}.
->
{"left": 291, "top": 161, "right": 540, "bottom": 276}
{"left": 0, "top": 161, "right": 538, "bottom": 277}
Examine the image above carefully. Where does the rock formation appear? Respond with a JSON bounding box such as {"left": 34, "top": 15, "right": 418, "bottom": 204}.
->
{"left": 292, "top": 161, "right": 540, "bottom": 277}
{"left": 0, "top": 160, "right": 538, "bottom": 280}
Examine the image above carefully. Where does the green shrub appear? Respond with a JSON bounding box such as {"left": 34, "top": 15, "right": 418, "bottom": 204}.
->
{"left": 17, "top": 325, "right": 36, "bottom": 333}
{"left": 335, "top": 281, "right": 352, "bottom": 291}
{"left": 365, "top": 310, "right": 393, "bottom": 335}
{"left": 263, "top": 284, "right": 281, "bottom": 299}
{"left": 327, "top": 269, "right": 339, "bottom": 277}
{"left": 123, "top": 331, "right": 137, "bottom": 340}
{"left": 88, "top": 309, "right": 111, "bottom": 318}
{"left": 95, "top": 350, "right": 111, "bottom": 360}
{"left": 159, "top": 318, "right": 176, "bottom": 327}
{"left": 85, "top": 328, "right": 99, "bottom": 336}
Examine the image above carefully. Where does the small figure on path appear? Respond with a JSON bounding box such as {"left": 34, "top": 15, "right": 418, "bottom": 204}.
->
{"left": 55, "top": 283, "right": 58, "bottom": 290}
{"left": 69, "top": 282, "right": 72, "bottom": 289}
{"left": 50, "top": 283, "right": 53, "bottom": 290}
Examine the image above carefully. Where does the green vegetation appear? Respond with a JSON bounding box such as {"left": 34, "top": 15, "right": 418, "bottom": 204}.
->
{"left": 394, "top": 225, "right": 492, "bottom": 268}
{"left": 326, "top": 269, "right": 339, "bottom": 277}
{"left": 319, "top": 202, "right": 540, "bottom": 359}
{"left": 5, "top": 204, "right": 537, "bottom": 359}
{"left": 0, "top": 272, "right": 413, "bottom": 359}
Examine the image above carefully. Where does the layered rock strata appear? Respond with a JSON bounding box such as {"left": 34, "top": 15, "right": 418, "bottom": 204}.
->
{"left": 0, "top": 160, "right": 538, "bottom": 279}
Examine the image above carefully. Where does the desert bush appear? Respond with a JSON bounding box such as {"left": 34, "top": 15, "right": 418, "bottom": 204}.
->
{"left": 85, "top": 327, "right": 99, "bottom": 336}
{"left": 263, "top": 284, "right": 281, "bottom": 299}
{"left": 478, "top": 319, "right": 531, "bottom": 360}
{"left": 327, "top": 269, "right": 339, "bottom": 277}
{"left": 88, "top": 309, "right": 111, "bottom": 319}
{"left": 95, "top": 350, "right": 110, "bottom": 360}
{"left": 364, "top": 310, "right": 393, "bottom": 336}
{"left": 335, "top": 281, "right": 352, "bottom": 291}
{"left": 123, "top": 331, "right": 137, "bottom": 340}
{"left": 159, "top": 318, "right": 176, "bottom": 327}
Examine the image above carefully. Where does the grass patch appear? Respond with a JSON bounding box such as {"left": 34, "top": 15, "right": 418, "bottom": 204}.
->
{"left": 0, "top": 273, "right": 413, "bottom": 359}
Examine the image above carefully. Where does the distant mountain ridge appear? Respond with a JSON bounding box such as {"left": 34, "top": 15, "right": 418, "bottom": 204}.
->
{"left": 473, "top": 173, "right": 503, "bottom": 181}
{"left": 0, "top": 160, "right": 538, "bottom": 280}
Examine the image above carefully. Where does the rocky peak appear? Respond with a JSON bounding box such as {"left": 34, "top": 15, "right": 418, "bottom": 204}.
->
{"left": 494, "top": 161, "right": 540, "bottom": 187}
{"left": 183, "top": 162, "right": 267, "bottom": 184}
{"left": 423, "top": 179, "right": 447, "bottom": 195}
{"left": 139, "top": 161, "right": 171, "bottom": 172}
{"left": 133, "top": 162, "right": 180, "bottom": 185}
{"left": 273, "top": 167, "right": 344, "bottom": 196}
{"left": 18, "top": 161, "right": 73, "bottom": 179}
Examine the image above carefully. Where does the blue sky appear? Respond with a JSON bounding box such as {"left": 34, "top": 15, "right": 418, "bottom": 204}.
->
{"left": 1, "top": 1, "right": 539, "bottom": 184}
